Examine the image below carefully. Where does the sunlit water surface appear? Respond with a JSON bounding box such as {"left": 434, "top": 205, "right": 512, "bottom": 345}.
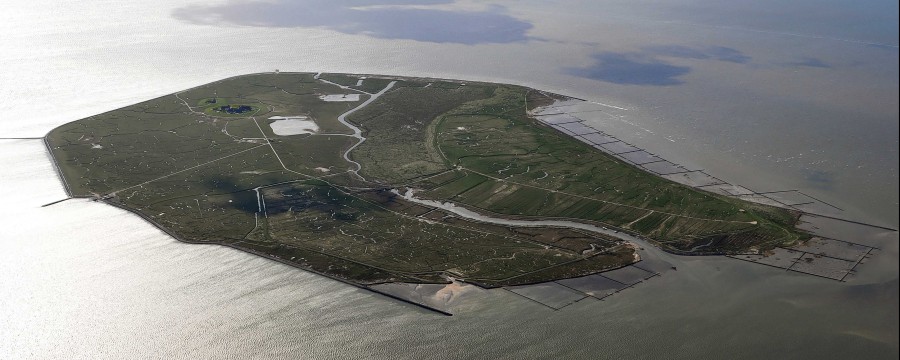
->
{"left": 1, "top": 1, "right": 896, "bottom": 358}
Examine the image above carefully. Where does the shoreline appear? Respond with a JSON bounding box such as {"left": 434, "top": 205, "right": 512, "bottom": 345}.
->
{"left": 528, "top": 96, "right": 897, "bottom": 232}
{"left": 27, "top": 70, "right": 900, "bottom": 232}
{"left": 97, "top": 198, "right": 454, "bottom": 317}
{"left": 37, "top": 71, "right": 894, "bottom": 314}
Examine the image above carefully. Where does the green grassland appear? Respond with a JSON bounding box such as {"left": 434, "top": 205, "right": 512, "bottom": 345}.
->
{"left": 46, "top": 72, "right": 808, "bottom": 288}
{"left": 346, "top": 83, "right": 495, "bottom": 183}
{"left": 318, "top": 73, "right": 401, "bottom": 94}
{"left": 401, "top": 86, "right": 804, "bottom": 253}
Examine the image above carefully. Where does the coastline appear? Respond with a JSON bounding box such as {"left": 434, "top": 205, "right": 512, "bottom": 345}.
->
{"left": 38, "top": 71, "right": 894, "bottom": 314}
{"left": 98, "top": 197, "right": 454, "bottom": 317}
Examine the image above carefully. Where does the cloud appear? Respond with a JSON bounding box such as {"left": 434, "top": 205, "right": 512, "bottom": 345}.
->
{"left": 173, "top": 0, "right": 532, "bottom": 45}
{"left": 566, "top": 52, "right": 691, "bottom": 86}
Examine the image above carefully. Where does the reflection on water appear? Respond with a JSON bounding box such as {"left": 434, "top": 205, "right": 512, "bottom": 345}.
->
{"left": 173, "top": 0, "right": 532, "bottom": 44}
{"left": 1, "top": 0, "right": 898, "bottom": 358}
{"left": 1, "top": 139, "right": 896, "bottom": 359}
{"left": 786, "top": 56, "right": 831, "bottom": 68}
{"left": 565, "top": 45, "right": 752, "bottom": 86}
{"left": 642, "top": 45, "right": 750, "bottom": 63}
{"left": 566, "top": 52, "right": 692, "bottom": 86}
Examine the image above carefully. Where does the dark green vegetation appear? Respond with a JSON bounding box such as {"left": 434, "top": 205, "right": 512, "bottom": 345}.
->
{"left": 46, "top": 73, "right": 807, "bottom": 287}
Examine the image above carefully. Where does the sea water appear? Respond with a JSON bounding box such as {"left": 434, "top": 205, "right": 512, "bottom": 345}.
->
{"left": 1, "top": 1, "right": 896, "bottom": 358}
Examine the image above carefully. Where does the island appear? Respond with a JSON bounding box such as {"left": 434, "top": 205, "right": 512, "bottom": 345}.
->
{"left": 45, "top": 72, "right": 808, "bottom": 292}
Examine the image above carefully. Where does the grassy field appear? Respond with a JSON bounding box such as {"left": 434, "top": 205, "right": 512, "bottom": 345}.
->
{"left": 346, "top": 82, "right": 495, "bottom": 183}
{"left": 420, "top": 86, "right": 805, "bottom": 253}
{"left": 46, "top": 72, "right": 808, "bottom": 288}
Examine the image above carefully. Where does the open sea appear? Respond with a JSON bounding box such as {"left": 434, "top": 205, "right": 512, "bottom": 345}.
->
{"left": 1, "top": 1, "right": 897, "bottom": 358}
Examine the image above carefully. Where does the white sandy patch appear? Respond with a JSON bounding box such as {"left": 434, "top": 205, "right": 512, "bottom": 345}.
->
{"left": 91, "top": 143, "right": 102, "bottom": 149}
{"left": 319, "top": 94, "right": 361, "bottom": 102}
{"left": 268, "top": 116, "right": 319, "bottom": 135}
{"left": 314, "top": 167, "right": 330, "bottom": 173}
{"left": 430, "top": 280, "right": 480, "bottom": 305}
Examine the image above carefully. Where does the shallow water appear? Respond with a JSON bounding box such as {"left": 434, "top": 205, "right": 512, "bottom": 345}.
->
{"left": 1, "top": 1, "right": 897, "bottom": 358}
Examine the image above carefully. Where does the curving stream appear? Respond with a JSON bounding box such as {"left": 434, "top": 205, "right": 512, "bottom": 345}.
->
{"left": 329, "top": 85, "right": 669, "bottom": 265}
{"left": 331, "top": 80, "right": 397, "bottom": 173}
{"left": 392, "top": 188, "right": 667, "bottom": 262}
